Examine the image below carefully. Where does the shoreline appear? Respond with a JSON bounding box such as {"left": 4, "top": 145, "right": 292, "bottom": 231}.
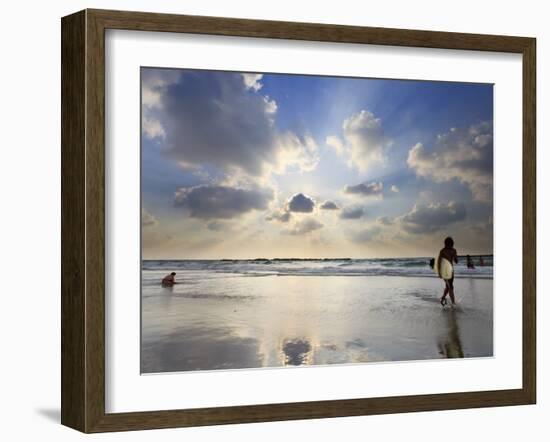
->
{"left": 142, "top": 271, "right": 494, "bottom": 280}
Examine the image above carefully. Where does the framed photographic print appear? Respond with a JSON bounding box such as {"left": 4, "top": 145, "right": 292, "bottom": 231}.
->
{"left": 61, "top": 9, "right": 536, "bottom": 433}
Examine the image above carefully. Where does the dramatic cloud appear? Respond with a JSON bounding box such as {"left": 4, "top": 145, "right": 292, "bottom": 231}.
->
{"left": 398, "top": 201, "right": 466, "bottom": 234}
{"left": 141, "top": 69, "right": 181, "bottom": 140}
{"left": 351, "top": 226, "right": 382, "bottom": 243}
{"left": 391, "top": 185, "right": 399, "bottom": 193}
{"left": 407, "top": 122, "right": 493, "bottom": 201}
{"left": 142, "top": 208, "right": 158, "bottom": 227}
{"left": 142, "top": 69, "right": 318, "bottom": 178}
{"left": 343, "top": 181, "right": 383, "bottom": 197}
{"left": 141, "top": 69, "right": 181, "bottom": 109}
{"left": 320, "top": 201, "right": 339, "bottom": 210}
{"left": 174, "top": 185, "right": 273, "bottom": 220}
{"left": 285, "top": 217, "right": 324, "bottom": 235}
{"left": 327, "top": 110, "right": 391, "bottom": 172}
{"left": 286, "top": 193, "right": 315, "bottom": 213}
{"left": 340, "top": 206, "right": 366, "bottom": 220}
{"left": 266, "top": 210, "right": 291, "bottom": 223}
{"left": 142, "top": 117, "right": 165, "bottom": 140}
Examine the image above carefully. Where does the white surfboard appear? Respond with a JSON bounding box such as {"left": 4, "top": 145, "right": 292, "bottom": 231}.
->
{"left": 434, "top": 257, "right": 453, "bottom": 280}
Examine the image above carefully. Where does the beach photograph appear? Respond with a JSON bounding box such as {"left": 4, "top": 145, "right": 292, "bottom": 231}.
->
{"left": 141, "top": 67, "right": 493, "bottom": 374}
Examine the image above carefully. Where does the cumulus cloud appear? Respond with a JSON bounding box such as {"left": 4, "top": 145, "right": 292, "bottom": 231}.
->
{"left": 142, "top": 208, "right": 158, "bottom": 227}
{"left": 340, "top": 206, "right": 366, "bottom": 220}
{"left": 320, "top": 201, "right": 339, "bottom": 210}
{"left": 407, "top": 122, "right": 493, "bottom": 201}
{"left": 286, "top": 193, "right": 315, "bottom": 213}
{"left": 174, "top": 185, "right": 273, "bottom": 219}
{"left": 141, "top": 69, "right": 181, "bottom": 141}
{"left": 142, "top": 116, "right": 165, "bottom": 140}
{"left": 326, "top": 135, "right": 344, "bottom": 155}
{"left": 327, "top": 110, "right": 391, "bottom": 172}
{"left": 142, "top": 69, "right": 181, "bottom": 109}
{"left": 141, "top": 68, "right": 318, "bottom": 178}
{"left": 241, "top": 73, "right": 263, "bottom": 91}
{"left": 285, "top": 217, "right": 324, "bottom": 235}
{"left": 266, "top": 210, "right": 291, "bottom": 223}
{"left": 343, "top": 181, "right": 383, "bottom": 197}
{"left": 398, "top": 201, "right": 466, "bottom": 234}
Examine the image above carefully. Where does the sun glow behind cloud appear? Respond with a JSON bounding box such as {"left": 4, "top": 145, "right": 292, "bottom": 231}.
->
{"left": 141, "top": 68, "right": 493, "bottom": 259}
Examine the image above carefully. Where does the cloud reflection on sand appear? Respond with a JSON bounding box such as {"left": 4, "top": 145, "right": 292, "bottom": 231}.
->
{"left": 141, "top": 272, "right": 492, "bottom": 374}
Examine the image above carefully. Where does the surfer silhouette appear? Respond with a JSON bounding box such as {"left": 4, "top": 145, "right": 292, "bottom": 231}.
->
{"left": 437, "top": 237, "right": 458, "bottom": 306}
{"left": 161, "top": 272, "right": 177, "bottom": 287}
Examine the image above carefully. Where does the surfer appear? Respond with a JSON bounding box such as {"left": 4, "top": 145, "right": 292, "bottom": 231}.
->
{"left": 437, "top": 237, "right": 458, "bottom": 306}
{"left": 161, "top": 272, "right": 177, "bottom": 287}
{"left": 466, "top": 255, "right": 475, "bottom": 269}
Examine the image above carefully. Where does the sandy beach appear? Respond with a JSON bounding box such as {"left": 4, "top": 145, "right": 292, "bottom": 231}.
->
{"left": 141, "top": 260, "right": 493, "bottom": 373}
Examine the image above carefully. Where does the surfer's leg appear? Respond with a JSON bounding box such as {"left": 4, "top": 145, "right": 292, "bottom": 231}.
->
{"left": 448, "top": 278, "right": 456, "bottom": 305}
{"left": 441, "top": 283, "right": 449, "bottom": 305}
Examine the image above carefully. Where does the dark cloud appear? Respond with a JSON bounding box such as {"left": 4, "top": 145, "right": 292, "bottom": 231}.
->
{"left": 399, "top": 201, "right": 466, "bottom": 234}
{"left": 407, "top": 121, "right": 493, "bottom": 201}
{"left": 319, "top": 201, "right": 339, "bottom": 210}
{"left": 339, "top": 206, "right": 365, "bottom": 220}
{"left": 142, "top": 69, "right": 317, "bottom": 177}
{"left": 343, "top": 181, "right": 383, "bottom": 197}
{"left": 266, "top": 210, "right": 291, "bottom": 223}
{"left": 286, "top": 193, "right": 315, "bottom": 213}
{"left": 285, "top": 217, "right": 324, "bottom": 235}
{"left": 141, "top": 208, "right": 158, "bottom": 227}
{"left": 174, "top": 185, "right": 273, "bottom": 220}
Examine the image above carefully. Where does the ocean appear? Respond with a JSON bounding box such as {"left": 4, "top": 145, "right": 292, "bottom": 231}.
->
{"left": 142, "top": 256, "right": 493, "bottom": 279}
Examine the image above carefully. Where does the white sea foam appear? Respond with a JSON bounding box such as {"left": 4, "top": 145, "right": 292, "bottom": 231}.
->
{"left": 142, "top": 257, "right": 493, "bottom": 279}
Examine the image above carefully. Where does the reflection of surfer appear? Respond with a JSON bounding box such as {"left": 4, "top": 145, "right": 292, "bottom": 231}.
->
{"left": 437, "top": 308, "right": 464, "bottom": 358}
{"left": 437, "top": 237, "right": 458, "bottom": 306}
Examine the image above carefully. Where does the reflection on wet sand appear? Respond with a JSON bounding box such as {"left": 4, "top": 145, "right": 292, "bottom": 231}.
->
{"left": 281, "top": 339, "right": 312, "bottom": 366}
{"left": 141, "top": 274, "right": 492, "bottom": 373}
{"left": 437, "top": 308, "right": 464, "bottom": 358}
{"left": 141, "top": 325, "right": 263, "bottom": 373}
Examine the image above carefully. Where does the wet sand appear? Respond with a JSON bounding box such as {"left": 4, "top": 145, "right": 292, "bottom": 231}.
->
{"left": 141, "top": 274, "right": 493, "bottom": 373}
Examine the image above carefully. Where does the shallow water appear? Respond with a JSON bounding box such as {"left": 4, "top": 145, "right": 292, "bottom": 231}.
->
{"left": 141, "top": 270, "right": 493, "bottom": 373}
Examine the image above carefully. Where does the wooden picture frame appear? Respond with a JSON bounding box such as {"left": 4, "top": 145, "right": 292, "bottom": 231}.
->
{"left": 61, "top": 8, "right": 536, "bottom": 433}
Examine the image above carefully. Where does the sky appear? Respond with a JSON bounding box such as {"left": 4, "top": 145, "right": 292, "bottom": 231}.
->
{"left": 141, "top": 67, "right": 493, "bottom": 259}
